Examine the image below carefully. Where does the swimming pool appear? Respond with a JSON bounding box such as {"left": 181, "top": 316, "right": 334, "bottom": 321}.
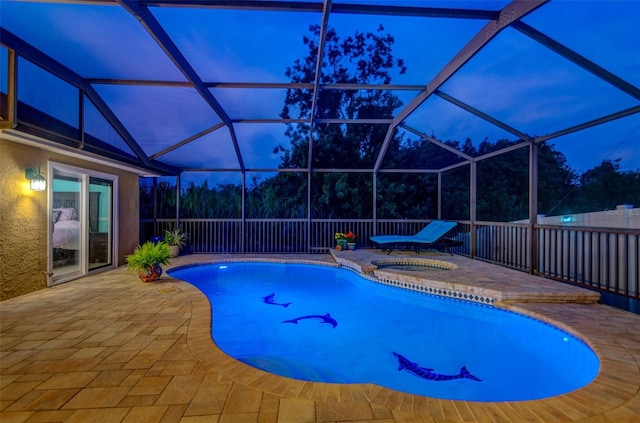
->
{"left": 169, "top": 262, "right": 600, "bottom": 401}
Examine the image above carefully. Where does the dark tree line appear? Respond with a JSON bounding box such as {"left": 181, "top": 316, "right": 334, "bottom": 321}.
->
{"left": 141, "top": 25, "right": 640, "bottom": 222}
{"left": 557, "top": 158, "right": 640, "bottom": 215}
{"left": 142, "top": 151, "right": 639, "bottom": 222}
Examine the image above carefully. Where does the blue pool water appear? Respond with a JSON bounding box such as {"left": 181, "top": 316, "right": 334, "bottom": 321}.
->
{"left": 169, "top": 262, "right": 600, "bottom": 401}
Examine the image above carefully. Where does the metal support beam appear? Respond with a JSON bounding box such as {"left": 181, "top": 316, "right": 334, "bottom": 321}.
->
{"left": 119, "top": 0, "right": 245, "bottom": 171}
{"left": 0, "top": 28, "right": 151, "bottom": 166}
{"left": 241, "top": 171, "right": 246, "bottom": 253}
{"left": 176, "top": 173, "right": 181, "bottom": 226}
{"left": 153, "top": 177, "right": 158, "bottom": 222}
{"left": 440, "top": 160, "right": 471, "bottom": 173}
{"left": 316, "top": 118, "right": 393, "bottom": 124}
{"left": 535, "top": 106, "right": 640, "bottom": 144}
{"left": 142, "top": 1, "right": 499, "bottom": 20}
{"left": 374, "top": 125, "right": 398, "bottom": 171}
{"left": 142, "top": 0, "right": 323, "bottom": 12}
{"left": 78, "top": 91, "right": 85, "bottom": 150}
{"left": 232, "top": 118, "right": 308, "bottom": 124}
{"left": 331, "top": 2, "right": 498, "bottom": 19}
{"left": 513, "top": 21, "right": 640, "bottom": 101}
{"left": 434, "top": 90, "right": 532, "bottom": 141}
{"left": 373, "top": 0, "right": 549, "bottom": 172}
{"left": 400, "top": 124, "right": 475, "bottom": 160}
{"left": 321, "top": 83, "right": 424, "bottom": 91}
{"left": 529, "top": 142, "right": 538, "bottom": 274}
{"left": 470, "top": 161, "right": 477, "bottom": 259}
{"left": 305, "top": 0, "right": 332, "bottom": 252}
{"left": 229, "top": 118, "right": 393, "bottom": 124}
{"left": 372, "top": 173, "right": 377, "bottom": 235}
{"left": 86, "top": 80, "right": 425, "bottom": 91}
{"left": 475, "top": 140, "right": 530, "bottom": 162}
{"left": 150, "top": 122, "right": 225, "bottom": 160}
{"left": 5, "top": 49, "right": 17, "bottom": 129}
{"left": 437, "top": 172, "right": 442, "bottom": 220}
{"left": 377, "top": 168, "right": 439, "bottom": 174}
{"left": 306, "top": 0, "right": 332, "bottom": 171}
{"left": 438, "top": 138, "right": 529, "bottom": 177}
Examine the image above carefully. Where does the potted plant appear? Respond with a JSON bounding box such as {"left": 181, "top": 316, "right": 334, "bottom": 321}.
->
{"left": 335, "top": 232, "right": 348, "bottom": 251}
{"left": 164, "top": 226, "right": 188, "bottom": 258}
{"left": 126, "top": 241, "right": 171, "bottom": 282}
{"left": 344, "top": 231, "right": 357, "bottom": 250}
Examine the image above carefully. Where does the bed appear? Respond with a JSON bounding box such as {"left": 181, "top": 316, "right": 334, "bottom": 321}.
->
{"left": 53, "top": 207, "right": 80, "bottom": 250}
{"left": 51, "top": 191, "right": 103, "bottom": 267}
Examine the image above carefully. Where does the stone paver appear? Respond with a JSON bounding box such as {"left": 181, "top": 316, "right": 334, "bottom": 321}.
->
{"left": 1, "top": 252, "right": 638, "bottom": 422}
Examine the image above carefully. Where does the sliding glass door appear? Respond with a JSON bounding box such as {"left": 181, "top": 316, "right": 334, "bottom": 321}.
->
{"left": 50, "top": 163, "right": 116, "bottom": 284}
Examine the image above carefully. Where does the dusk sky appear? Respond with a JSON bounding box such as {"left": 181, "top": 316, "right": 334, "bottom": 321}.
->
{"left": 1, "top": 0, "right": 639, "bottom": 176}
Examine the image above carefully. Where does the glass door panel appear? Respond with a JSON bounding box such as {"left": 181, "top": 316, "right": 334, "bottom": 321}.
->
{"left": 89, "top": 177, "right": 112, "bottom": 270}
{"left": 52, "top": 172, "right": 82, "bottom": 279}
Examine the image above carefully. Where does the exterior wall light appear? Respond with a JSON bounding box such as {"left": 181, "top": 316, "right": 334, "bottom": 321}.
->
{"left": 25, "top": 167, "right": 46, "bottom": 191}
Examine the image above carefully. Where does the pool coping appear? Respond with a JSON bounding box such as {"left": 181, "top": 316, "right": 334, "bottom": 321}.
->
{"left": 332, "top": 249, "right": 602, "bottom": 305}
{"left": 169, "top": 255, "right": 640, "bottom": 420}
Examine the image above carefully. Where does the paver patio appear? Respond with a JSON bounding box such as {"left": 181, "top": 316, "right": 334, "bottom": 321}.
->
{"left": 1, "top": 252, "right": 639, "bottom": 422}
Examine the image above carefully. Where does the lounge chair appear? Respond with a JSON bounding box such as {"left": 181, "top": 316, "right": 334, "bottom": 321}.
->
{"left": 370, "top": 220, "right": 459, "bottom": 255}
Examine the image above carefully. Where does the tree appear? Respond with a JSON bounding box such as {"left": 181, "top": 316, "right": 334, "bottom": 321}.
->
{"left": 180, "top": 181, "right": 241, "bottom": 218}
{"left": 570, "top": 159, "right": 640, "bottom": 213}
{"left": 278, "top": 24, "right": 407, "bottom": 218}
{"left": 140, "top": 177, "right": 177, "bottom": 219}
{"left": 246, "top": 173, "right": 307, "bottom": 218}
{"left": 536, "top": 143, "right": 579, "bottom": 217}
{"left": 442, "top": 140, "right": 578, "bottom": 222}
{"left": 143, "top": 25, "right": 634, "bottom": 225}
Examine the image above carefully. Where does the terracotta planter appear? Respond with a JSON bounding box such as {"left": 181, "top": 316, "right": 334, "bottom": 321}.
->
{"left": 138, "top": 264, "right": 163, "bottom": 282}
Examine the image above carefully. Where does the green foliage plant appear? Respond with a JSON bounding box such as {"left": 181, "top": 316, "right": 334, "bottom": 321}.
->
{"left": 126, "top": 241, "right": 171, "bottom": 273}
{"left": 164, "top": 226, "right": 188, "bottom": 248}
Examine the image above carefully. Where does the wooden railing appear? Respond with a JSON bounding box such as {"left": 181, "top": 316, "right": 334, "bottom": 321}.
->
{"left": 140, "top": 218, "right": 639, "bottom": 301}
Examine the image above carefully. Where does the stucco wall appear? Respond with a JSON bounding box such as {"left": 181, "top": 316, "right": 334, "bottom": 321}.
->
{"left": 0, "top": 137, "right": 141, "bottom": 300}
